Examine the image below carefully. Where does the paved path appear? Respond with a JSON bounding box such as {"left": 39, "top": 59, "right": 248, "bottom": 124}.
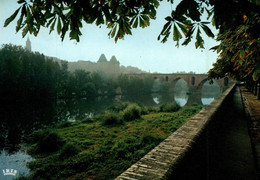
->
{"left": 206, "top": 86, "right": 257, "bottom": 179}
{"left": 240, "top": 86, "right": 260, "bottom": 179}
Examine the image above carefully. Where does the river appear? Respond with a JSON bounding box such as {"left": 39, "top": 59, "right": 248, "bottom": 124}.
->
{"left": 0, "top": 79, "right": 224, "bottom": 179}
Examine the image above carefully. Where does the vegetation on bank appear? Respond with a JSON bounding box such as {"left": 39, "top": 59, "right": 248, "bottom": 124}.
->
{"left": 0, "top": 44, "right": 156, "bottom": 101}
{"left": 24, "top": 102, "right": 203, "bottom": 180}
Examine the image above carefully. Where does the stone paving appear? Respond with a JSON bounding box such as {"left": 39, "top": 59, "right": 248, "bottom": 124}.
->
{"left": 240, "top": 86, "right": 260, "bottom": 179}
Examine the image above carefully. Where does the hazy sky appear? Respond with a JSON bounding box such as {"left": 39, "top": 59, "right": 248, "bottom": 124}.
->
{"left": 0, "top": 0, "right": 219, "bottom": 73}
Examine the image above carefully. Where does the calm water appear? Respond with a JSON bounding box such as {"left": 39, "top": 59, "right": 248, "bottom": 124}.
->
{"left": 0, "top": 79, "right": 224, "bottom": 179}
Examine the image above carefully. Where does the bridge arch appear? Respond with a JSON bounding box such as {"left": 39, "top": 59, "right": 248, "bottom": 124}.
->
{"left": 125, "top": 73, "right": 230, "bottom": 94}
{"left": 200, "top": 79, "right": 221, "bottom": 105}
{"left": 172, "top": 78, "right": 190, "bottom": 106}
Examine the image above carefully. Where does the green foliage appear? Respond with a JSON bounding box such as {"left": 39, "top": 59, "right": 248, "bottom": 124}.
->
{"left": 159, "top": 103, "right": 180, "bottom": 112}
{"left": 101, "top": 111, "right": 124, "bottom": 126}
{"left": 108, "top": 100, "right": 129, "bottom": 112}
{"left": 0, "top": 45, "right": 155, "bottom": 101}
{"left": 158, "top": 81, "right": 171, "bottom": 92}
{"left": 37, "top": 131, "right": 64, "bottom": 153}
{"left": 6, "top": 0, "right": 159, "bottom": 42}
{"left": 0, "top": 44, "right": 61, "bottom": 101}
{"left": 112, "top": 136, "right": 139, "bottom": 159}
{"left": 27, "top": 104, "right": 203, "bottom": 180}
{"left": 59, "top": 143, "right": 81, "bottom": 159}
{"left": 122, "top": 104, "right": 141, "bottom": 121}
{"left": 56, "top": 121, "right": 72, "bottom": 128}
{"left": 208, "top": 13, "right": 260, "bottom": 83}
{"left": 117, "top": 74, "right": 154, "bottom": 95}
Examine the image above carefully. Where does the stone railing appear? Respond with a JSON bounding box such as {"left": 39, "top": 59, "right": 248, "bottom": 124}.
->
{"left": 116, "top": 84, "right": 236, "bottom": 180}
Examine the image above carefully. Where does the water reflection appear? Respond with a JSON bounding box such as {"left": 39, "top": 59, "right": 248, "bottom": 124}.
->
{"left": 0, "top": 149, "right": 33, "bottom": 179}
{"left": 174, "top": 79, "right": 189, "bottom": 107}
{"left": 0, "top": 81, "right": 223, "bottom": 177}
{"left": 153, "top": 96, "right": 160, "bottom": 104}
{"left": 0, "top": 99, "right": 55, "bottom": 179}
{"left": 201, "top": 97, "right": 215, "bottom": 105}
{"left": 201, "top": 80, "right": 221, "bottom": 105}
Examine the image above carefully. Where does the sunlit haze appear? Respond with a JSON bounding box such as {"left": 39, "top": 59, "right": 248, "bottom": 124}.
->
{"left": 0, "top": 0, "right": 219, "bottom": 73}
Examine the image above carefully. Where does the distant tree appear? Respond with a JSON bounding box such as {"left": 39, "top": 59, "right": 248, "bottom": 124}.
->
{"left": 159, "top": 81, "right": 170, "bottom": 92}
{"left": 72, "top": 70, "right": 97, "bottom": 97}
{"left": 0, "top": 44, "right": 61, "bottom": 100}
{"left": 5, "top": 0, "right": 260, "bottom": 83}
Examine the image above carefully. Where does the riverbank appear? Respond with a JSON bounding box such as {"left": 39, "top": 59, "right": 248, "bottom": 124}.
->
{"left": 24, "top": 103, "right": 203, "bottom": 180}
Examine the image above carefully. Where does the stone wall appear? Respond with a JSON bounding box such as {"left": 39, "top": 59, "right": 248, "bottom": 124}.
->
{"left": 116, "top": 84, "right": 236, "bottom": 180}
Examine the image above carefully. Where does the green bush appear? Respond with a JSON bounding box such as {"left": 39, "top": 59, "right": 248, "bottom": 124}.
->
{"left": 81, "top": 117, "right": 94, "bottom": 123}
{"left": 122, "top": 104, "right": 141, "bottom": 121}
{"left": 59, "top": 143, "right": 81, "bottom": 159}
{"left": 37, "top": 131, "right": 64, "bottom": 153}
{"left": 147, "top": 106, "right": 159, "bottom": 112}
{"left": 136, "top": 104, "right": 149, "bottom": 115}
{"left": 108, "top": 100, "right": 129, "bottom": 112}
{"left": 101, "top": 112, "right": 124, "bottom": 125}
{"left": 56, "top": 121, "right": 72, "bottom": 128}
{"left": 140, "top": 106, "right": 149, "bottom": 115}
{"left": 159, "top": 103, "right": 180, "bottom": 112}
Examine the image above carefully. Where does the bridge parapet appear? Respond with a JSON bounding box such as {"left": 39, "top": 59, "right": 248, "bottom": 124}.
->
{"left": 126, "top": 73, "right": 229, "bottom": 89}
{"left": 115, "top": 83, "right": 236, "bottom": 180}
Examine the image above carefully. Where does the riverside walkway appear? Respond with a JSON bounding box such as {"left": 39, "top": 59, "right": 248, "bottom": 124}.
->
{"left": 241, "top": 86, "right": 260, "bottom": 179}
{"left": 170, "top": 85, "right": 258, "bottom": 180}
{"left": 204, "top": 86, "right": 257, "bottom": 179}
{"left": 117, "top": 85, "right": 259, "bottom": 180}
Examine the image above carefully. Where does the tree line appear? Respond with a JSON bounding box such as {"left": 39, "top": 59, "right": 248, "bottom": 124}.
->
{"left": 5, "top": 0, "right": 259, "bottom": 87}
{"left": 0, "top": 44, "right": 155, "bottom": 102}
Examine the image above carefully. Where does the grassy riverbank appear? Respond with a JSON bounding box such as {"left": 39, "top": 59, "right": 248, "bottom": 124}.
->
{"left": 25, "top": 103, "right": 203, "bottom": 180}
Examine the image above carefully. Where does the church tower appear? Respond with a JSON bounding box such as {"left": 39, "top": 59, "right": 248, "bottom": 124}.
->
{"left": 26, "top": 37, "right": 31, "bottom": 51}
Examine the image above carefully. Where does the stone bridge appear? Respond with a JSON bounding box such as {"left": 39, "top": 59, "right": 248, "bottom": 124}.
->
{"left": 126, "top": 73, "right": 229, "bottom": 92}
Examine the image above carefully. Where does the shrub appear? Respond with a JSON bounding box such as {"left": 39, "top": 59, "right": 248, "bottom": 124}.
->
{"left": 108, "top": 100, "right": 129, "bottom": 112}
{"left": 28, "top": 129, "right": 50, "bottom": 144}
{"left": 37, "top": 131, "right": 64, "bottom": 153}
{"left": 101, "top": 112, "right": 124, "bottom": 125}
{"left": 147, "top": 106, "right": 159, "bottom": 112}
{"left": 140, "top": 107, "right": 149, "bottom": 115}
{"left": 81, "top": 118, "right": 94, "bottom": 123}
{"left": 56, "top": 121, "right": 72, "bottom": 128}
{"left": 136, "top": 104, "right": 149, "bottom": 115}
{"left": 59, "top": 143, "right": 81, "bottom": 159}
{"left": 122, "top": 104, "right": 141, "bottom": 121}
{"left": 159, "top": 103, "right": 180, "bottom": 112}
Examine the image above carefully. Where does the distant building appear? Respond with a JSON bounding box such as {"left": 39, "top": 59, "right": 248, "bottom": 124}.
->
{"left": 110, "top": 56, "right": 120, "bottom": 65}
{"left": 97, "top": 54, "right": 108, "bottom": 63}
{"left": 97, "top": 54, "right": 120, "bottom": 75}
{"left": 55, "top": 53, "right": 146, "bottom": 74}
{"left": 25, "top": 37, "right": 31, "bottom": 52}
